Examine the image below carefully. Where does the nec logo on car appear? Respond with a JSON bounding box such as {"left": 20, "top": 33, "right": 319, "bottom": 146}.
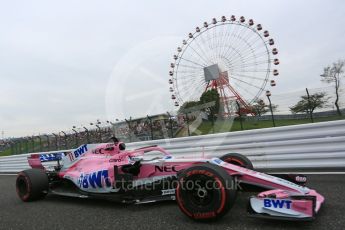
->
{"left": 264, "top": 199, "right": 292, "bottom": 209}
{"left": 78, "top": 170, "right": 111, "bottom": 189}
{"left": 155, "top": 165, "right": 178, "bottom": 172}
{"left": 73, "top": 144, "right": 88, "bottom": 158}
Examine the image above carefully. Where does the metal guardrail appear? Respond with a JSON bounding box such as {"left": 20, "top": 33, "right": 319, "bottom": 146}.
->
{"left": 1, "top": 120, "right": 344, "bottom": 173}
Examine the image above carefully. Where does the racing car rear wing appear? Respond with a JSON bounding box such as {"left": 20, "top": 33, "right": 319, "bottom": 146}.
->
{"left": 28, "top": 153, "right": 64, "bottom": 170}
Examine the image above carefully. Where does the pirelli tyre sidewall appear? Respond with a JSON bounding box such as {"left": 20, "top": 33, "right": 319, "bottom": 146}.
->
{"left": 16, "top": 169, "right": 49, "bottom": 202}
{"left": 176, "top": 163, "right": 237, "bottom": 221}
{"left": 220, "top": 153, "right": 254, "bottom": 170}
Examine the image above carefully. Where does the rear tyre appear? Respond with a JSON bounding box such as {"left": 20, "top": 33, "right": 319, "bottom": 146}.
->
{"left": 220, "top": 153, "right": 253, "bottom": 170}
{"left": 16, "top": 169, "right": 49, "bottom": 202}
{"left": 176, "top": 163, "right": 237, "bottom": 221}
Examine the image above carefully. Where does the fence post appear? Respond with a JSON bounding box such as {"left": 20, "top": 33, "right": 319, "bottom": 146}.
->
{"left": 72, "top": 127, "right": 79, "bottom": 148}
{"left": 83, "top": 127, "right": 90, "bottom": 143}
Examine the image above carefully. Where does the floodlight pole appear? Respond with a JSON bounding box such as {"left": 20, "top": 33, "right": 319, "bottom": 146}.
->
{"left": 72, "top": 128, "right": 79, "bottom": 147}
{"left": 61, "top": 131, "right": 67, "bottom": 149}
{"left": 95, "top": 124, "right": 102, "bottom": 143}
{"left": 83, "top": 127, "right": 90, "bottom": 143}
{"left": 106, "top": 120, "right": 116, "bottom": 137}
{"left": 266, "top": 91, "right": 276, "bottom": 127}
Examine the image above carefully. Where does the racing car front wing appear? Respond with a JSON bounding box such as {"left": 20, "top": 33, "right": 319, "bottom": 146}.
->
{"left": 248, "top": 189, "right": 324, "bottom": 220}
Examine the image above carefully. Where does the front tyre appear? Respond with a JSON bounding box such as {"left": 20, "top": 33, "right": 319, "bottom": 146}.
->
{"left": 220, "top": 153, "right": 254, "bottom": 170}
{"left": 176, "top": 164, "right": 237, "bottom": 221}
{"left": 16, "top": 169, "right": 49, "bottom": 202}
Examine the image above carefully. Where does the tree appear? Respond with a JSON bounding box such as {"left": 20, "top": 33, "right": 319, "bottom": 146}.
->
{"left": 199, "top": 89, "right": 220, "bottom": 120}
{"left": 320, "top": 60, "right": 345, "bottom": 115}
{"left": 252, "top": 99, "right": 278, "bottom": 116}
{"left": 290, "top": 92, "right": 328, "bottom": 114}
{"left": 178, "top": 101, "right": 200, "bottom": 114}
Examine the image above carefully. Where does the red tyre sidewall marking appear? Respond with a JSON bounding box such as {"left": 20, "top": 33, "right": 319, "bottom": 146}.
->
{"left": 225, "top": 157, "right": 244, "bottom": 167}
{"left": 214, "top": 177, "right": 226, "bottom": 214}
{"left": 186, "top": 170, "right": 214, "bottom": 177}
{"left": 176, "top": 179, "right": 193, "bottom": 217}
{"left": 177, "top": 169, "right": 227, "bottom": 219}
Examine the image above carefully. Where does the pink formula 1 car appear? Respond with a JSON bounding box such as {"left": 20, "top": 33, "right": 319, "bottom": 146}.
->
{"left": 16, "top": 137, "right": 324, "bottom": 221}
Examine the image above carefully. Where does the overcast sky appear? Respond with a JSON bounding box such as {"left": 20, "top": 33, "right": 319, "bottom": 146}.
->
{"left": 1, "top": 0, "right": 344, "bottom": 138}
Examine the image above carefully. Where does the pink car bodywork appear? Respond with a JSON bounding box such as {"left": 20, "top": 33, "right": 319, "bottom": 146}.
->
{"left": 27, "top": 141, "right": 324, "bottom": 220}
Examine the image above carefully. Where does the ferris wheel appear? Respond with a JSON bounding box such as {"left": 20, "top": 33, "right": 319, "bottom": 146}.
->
{"left": 169, "top": 15, "right": 279, "bottom": 115}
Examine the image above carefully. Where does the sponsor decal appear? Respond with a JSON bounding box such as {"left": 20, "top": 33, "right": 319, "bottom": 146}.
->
{"left": 263, "top": 199, "right": 292, "bottom": 209}
{"left": 67, "top": 152, "right": 75, "bottom": 161}
{"left": 92, "top": 148, "right": 103, "bottom": 154}
{"left": 161, "top": 189, "right": 175, "bottom": 195}
{"left": 39, "top": 153, "right": 63, "bottom": 162}
{"left": 212, "top": 158, "right": 223, "bottom": 165}
{"left": 295, "top": 175, "right": 307, "bottom": 183}
{"left": 73, "top": 144, "right": 88, "bottom": 159}
{"left": 109, "top": 158, "right": 122, "bottom": 163}
{"left": 155, "top": 165, "right": 178, "bottom": 172}
{"left": 78, "top": 170, "right": 111, "bottom": 189}
{"left": 186, "top": 170, "right": 214, "bottom": 177}
{"left": 193, "top": 212, "right": 216, "bottom": 219}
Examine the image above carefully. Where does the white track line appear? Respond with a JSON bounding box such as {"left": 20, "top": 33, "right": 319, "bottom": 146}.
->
{"left": 0, "top": 174, "right": 17, "bottom": 176}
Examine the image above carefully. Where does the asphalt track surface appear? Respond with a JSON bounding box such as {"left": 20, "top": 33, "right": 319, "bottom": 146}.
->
{"left": 0, "top": 174, "right": 344, "bottom": 230}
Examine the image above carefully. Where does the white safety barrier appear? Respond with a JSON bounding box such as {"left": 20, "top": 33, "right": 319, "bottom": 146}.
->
{"left": 1, "top": 120, "right": 344, "bottom": 173}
